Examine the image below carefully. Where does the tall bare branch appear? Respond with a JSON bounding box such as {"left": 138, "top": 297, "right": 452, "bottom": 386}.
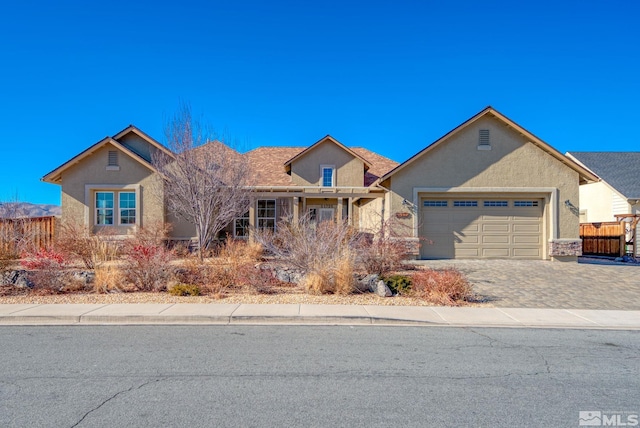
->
{"left": 153, "top": 105, "right": 252, "bottom": 257}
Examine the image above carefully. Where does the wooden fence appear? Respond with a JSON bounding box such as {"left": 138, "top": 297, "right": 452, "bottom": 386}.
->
{"left": 580, "top": 222, "right": 625, "bottom": 257}
{"left": 0, "top": 216, "right": 56, "bottom": 255}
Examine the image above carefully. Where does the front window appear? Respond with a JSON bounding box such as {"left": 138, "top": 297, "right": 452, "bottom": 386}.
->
{"left": 119, "top": 192, "right": 136, "bottom": 224}
{"left": 321, "top": 165, "right": 335, "bottom": 187}
{"left": 96, "top": 192, "right": 114, "bottom": 225}
{"left": 95, "top": 190, "right": 136, "bottom": 225}
{"left": 257, "top": 199, "right": 276, "bottom": 231}
{"left": 234, "top": 211, "right": 250, "bottom": 238}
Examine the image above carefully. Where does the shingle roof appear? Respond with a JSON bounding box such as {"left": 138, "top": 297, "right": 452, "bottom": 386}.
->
{"left": 568, "top": 152, "right": 640, "bottom": 199}
{"left": 244, "top": 146, "right": 399, "bottom": 187}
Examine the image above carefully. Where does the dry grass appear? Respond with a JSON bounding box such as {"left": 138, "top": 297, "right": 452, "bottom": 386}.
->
{"left": 93, "top": 265, "right": 125, "bottom": 294}
{"left": 411, "top": 268, "right": 473, "bottom": 305}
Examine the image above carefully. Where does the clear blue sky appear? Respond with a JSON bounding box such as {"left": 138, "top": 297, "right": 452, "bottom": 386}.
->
{"left": 1, "top": 0, "right": 638, "bottom": 206}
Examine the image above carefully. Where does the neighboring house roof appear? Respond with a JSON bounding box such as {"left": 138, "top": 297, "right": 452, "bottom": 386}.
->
{"left": 378, "top": 106, "right": 599, "bottom": 185}
{"left": 41, "top": 125, "right": 172, "bottom": 184}
{"left": 245, "top": 146, "right": 399, "bottom": 187}
{"left": 567, "top": 152, "right": 640, "bottom": 200}
{"left": 283, "top": 135, "right": 372, "bottom": 174}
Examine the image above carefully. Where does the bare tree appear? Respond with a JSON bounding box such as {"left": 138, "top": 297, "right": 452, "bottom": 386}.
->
{"left": 153, "top": 105, "right": 252, "bottom": 258}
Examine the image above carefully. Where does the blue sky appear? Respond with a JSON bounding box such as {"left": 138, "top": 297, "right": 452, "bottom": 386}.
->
{"left": 1, "top": 0, "right": 639, "bottom": 205}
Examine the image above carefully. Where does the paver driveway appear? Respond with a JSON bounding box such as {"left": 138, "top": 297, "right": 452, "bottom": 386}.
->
{"left": 412, "top": 259, "right": 640, "bottom": 310}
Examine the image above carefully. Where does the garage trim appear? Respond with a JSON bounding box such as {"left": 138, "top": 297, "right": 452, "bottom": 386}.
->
{"left": 411, "top": 187, "right": 559, "bottom": 259}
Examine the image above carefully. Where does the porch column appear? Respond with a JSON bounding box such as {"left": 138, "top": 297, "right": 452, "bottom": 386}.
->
{"left": 248, "top": 200, "right": 256, "bottom": 242}
{"left": 347, "top": 197, "right": 353, "bottom": 226}
{"left": 337, "top": 197, "right": 343, "bottom": 221}
{"left": 292, "top": 197, "right": 299, "bottom": 222}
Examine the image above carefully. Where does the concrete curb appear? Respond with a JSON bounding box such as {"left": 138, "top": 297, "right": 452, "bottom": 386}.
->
{"left": 0, "top": 304, "right": 638, "bottom": 329}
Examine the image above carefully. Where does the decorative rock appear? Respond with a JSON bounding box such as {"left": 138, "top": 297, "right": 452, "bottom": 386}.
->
{"left": 272, "top": 266, "right": 304, "bottom": 284}
{"left": 375, "top": 280, "right": 392, "bottom": 297}
{"left": 355, "top": 274, "right": 378, "bottom": 293}
{"left": 1, "top": 270, "right": 34, "bottom": 288}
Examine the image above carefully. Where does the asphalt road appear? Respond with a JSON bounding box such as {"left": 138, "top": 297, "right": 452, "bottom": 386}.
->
{"left": 0, "top": 326, "right": 638, "bottom": 427}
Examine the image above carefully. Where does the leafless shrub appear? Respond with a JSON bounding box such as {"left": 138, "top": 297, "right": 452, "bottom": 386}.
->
{"left": 355, "top": 216, "right": 418, "bottom": 276}
{"left": 121, "top": 226, "right": 175, "bottom": 291}
{"left": 411, "top": 268, "right": 473, "bottom": 305}
{"left": 255, "top": 215, "right": 359, "bottom": 294}
{"left": 56, "top": 221, "right": 120, "bottom": 269}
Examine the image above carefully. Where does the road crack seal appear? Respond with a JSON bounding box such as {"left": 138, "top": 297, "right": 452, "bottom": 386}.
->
{"left": 70, "top": 378, "right": 162, "bottom": 428}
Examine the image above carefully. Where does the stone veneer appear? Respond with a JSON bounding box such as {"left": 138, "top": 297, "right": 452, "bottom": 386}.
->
{"left": 549, "top": 239, "right": 583, "bottom": 257}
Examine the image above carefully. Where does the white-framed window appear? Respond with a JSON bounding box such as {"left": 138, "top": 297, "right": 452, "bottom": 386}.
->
{"left": 321, "top": 165, "right": 335, "bottom": 187}
{"left": 119, "top": 192, "right": 136, "bottom": 224}
{"left": 95, "top": 192, "right": 114, "bottom": 225}
{"left": 234, "top": 211, "right": 250, "bottom": 238}
{"left": 95, "top": 190, "right": 137, "bottom": 225}
{"left": 257, "top": 199, "right": 276, "bottom": 232}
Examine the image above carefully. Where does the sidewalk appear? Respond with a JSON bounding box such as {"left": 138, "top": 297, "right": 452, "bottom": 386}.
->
{"left": 0, "top": 303, "right": 638, "bottom": 329}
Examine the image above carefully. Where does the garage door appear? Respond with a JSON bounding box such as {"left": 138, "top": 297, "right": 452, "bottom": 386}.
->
{"left": 420, "top": 198, "right": 543, "bottom": 259}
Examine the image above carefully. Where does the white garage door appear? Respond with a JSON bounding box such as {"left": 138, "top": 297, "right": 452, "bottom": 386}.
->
{"left": 420, "top": 198, "right": 543, "bottom": 259}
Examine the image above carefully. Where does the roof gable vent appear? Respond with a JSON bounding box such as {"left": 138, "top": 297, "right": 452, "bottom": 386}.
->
{"left": 477, "top": 129, "right": 491, "bottom": 151}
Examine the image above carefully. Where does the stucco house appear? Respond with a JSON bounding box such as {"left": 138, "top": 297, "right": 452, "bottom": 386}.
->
{"left": 42, "top": 106, "right": 596, "bottom": 261}
{"left": 566, "top": 152, "right": 640, "bottom": 256}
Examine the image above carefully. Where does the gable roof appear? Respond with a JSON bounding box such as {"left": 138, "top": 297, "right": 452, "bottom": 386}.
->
{"left": 283, "top": 135, "right": 372, "bottom": 174}
{"left": 567, "top": 152, "right": 640, "bottom": 200}
{"left": 41, "top": 125, "right": 173, "bottom": 184}
{"left": 245, "top": 146, "right": 398, "bottom": 187}
{"left": 378, "top": 106, "right": 599, "bottom": 185}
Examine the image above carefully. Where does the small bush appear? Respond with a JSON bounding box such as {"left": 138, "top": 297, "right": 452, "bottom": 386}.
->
{"left": 20, "top": 248, "right": 68, "bottom": 270}
{"left": 56, "top": 222, "right": 120, "bottom": 269}
{"left": 121, "top": 243, "right": 175, "bottom": 292}
{"left": 334, "top": 256, "right": 355, "bottom": 295}
{"left": 93, "top": 265, "right": 125, "bottom": 294}
{"left": 411, "top": 268, "right": 472, "bottom": 305}
{"left": 169, "top": 283, "right": 201, "bottom": 296}
{"left": 20, "top": 247, "right": 70, "bottom": 293}
{"left": 301, "top": 271, "right": 331, "bottom": 295}
{"left": 216, "top": 236, "right": 263, "bottom": 263}
{"left": 382, "top": 274, "right": 412, "bottom": 295}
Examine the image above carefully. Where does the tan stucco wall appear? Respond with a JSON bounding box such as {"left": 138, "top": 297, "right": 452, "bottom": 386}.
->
{"left": 387, "top": 116, "right": 581, "bottom": 242}
{"left": 291, "top": 141, "right": 364, "bottom": 187}
{"left": 60, "top": 143, "right": 164, "bottom": 234}
{"left": 579, "top": 182, "right": 617, "bottom": 222}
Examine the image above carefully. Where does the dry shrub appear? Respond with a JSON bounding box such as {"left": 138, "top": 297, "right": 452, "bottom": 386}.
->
{"left": 256, "top": 215, "right": 359, "bottom": 294}
{"left": 334, "top": 256, "right": 355, "bottom": 295}
{"left": 216, "top": 236, "right": 263, "bottom": 263}
{"left": 21, "top": 247, "right": 69, "bottom": 293}
{"left": 411, "top": 268, "right": 473, "bottom": 305}
{"left": 121, "top": 224, "right": 175, "bottom": 291}
{"left": 93, "top": 265, "right": 125, "bottom": 294}
{"left": 301, "top": 271, "right": 330, "bottom": 295}
{"left": 56, "top": 222, "right": 120, "bottom": 269}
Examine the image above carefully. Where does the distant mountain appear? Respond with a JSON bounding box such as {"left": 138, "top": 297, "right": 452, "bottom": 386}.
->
{"left": 0, "top": 202, "right": 61, "bottom": 218}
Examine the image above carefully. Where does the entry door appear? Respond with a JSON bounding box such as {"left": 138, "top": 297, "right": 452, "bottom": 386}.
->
{"left": 318, "top": 208, "right": 335, "bottom": 223}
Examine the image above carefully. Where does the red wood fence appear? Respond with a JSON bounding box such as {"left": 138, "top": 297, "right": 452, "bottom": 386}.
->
{"left": 580, "top": 222, "right": 625, "bottom": 257}
{"left": 0, "top": 216, "right": 56, "bottom": 256}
